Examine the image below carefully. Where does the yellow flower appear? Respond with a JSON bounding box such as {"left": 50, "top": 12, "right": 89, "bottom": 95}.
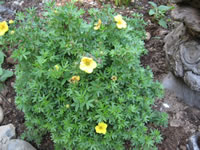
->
{"left": 94, "top": 19, "right": 102, "bottom": 30}
{"left": 0, "top": 21, "right": 9, "bottom": 36}
{"left": 114, "top": 15, "right": 127, "bottom": 29}
{"left": 80, "top": 57, "right": 97, "bottom": 73}
{"left": 95, "top": 122, "right": 108, "bottom": 134}
{"left": 66, "top": 104, "right": 70, "bottom": 108}
{"left": 111, "top": 76, "right": 117, "bottom": 81}
{"left": 69, "top": 76, "right": 80, "bottom": 83}
{"left": 54, "top": 65, "right": 59, "bottom": 71}
{"left": 9, "top": 20, "right": 14, "bottom": 24}
{"left": 10, "top": 30, "right": 15, "bottom": 34}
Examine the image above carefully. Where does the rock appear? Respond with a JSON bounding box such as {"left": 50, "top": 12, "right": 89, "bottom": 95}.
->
{"left": 188, "top": 132, "right": 200, "bottom": 150}
{"left": 164, "top": 23, "right": 188, "bottom": 77}
{"left": 145, "top": 32, "right": 151, "bottom": 41}
{"left": 184, "top": 71, "right": 200, "bottom": 92}
{"left": 6, "top": 139, "right": 37, "bottom": 150}
{"left": 180, "top": 145, "right": 187, "bottom": 150}
{"left": 0, "top": 5, "right": 14, "bottom": 15}
{"left": 180, "top": 41, "right": 200, "bottom": 75}
{"left": 0, "top": 124, "right": 15, "bottom": 149}
{"left": 171, "top": 6, "right": 200, "bottom": 33}
{"left": 0, "top": 5, "right": 7, "bottom": 13}
{"left": 10, "top": 82, "right": 14, "bottom": 88}
{"left": 171, "top": 0, "right": 200, "bottom": 9}
{"left": 0, "top": 106, "right": 3, "bottom": 124}
{"left": 162, "top": 73, "right": 200, "bottom": 109}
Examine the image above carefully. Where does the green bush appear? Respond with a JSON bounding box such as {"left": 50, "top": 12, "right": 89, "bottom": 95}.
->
{"left": 2, "top": 2, "right": 167, "bottom": 150}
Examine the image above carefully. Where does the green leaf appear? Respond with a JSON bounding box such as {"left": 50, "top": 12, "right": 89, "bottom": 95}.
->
{"left": 0, "top": 68, "right": 3, "bottom": 76}
{"left": 0, "top": 69, "right": 13, "bottom": 82}
{"left": 159, "top": 19, "right": 168, "bottom": 28}
{"left": 0, "top": 51, "right": 4, "bottom": 65}
{"left": 148, "top": 2, "right": 157, "bottom": 8}
{"left": 158, "top": 5, "right": 172, "bottom": 11}
{"left": 149, "top": 9, "right": 155, "bottom": 16}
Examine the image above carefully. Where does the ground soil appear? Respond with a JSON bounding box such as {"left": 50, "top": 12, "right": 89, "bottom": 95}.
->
{"left": 1, "top": 0, "right": 200, "bottom": 150}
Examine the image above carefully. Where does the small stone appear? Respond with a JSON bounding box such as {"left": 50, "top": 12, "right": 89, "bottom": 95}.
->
{"left": 11, "top": 82, "right": 15, "bottom": 88}
{"left": 0, "top": 124, "right": 15, "bottom": 148}
{"left": 6, "top": 139, "right": 37, "bottom": 150}
{"left": 8, "top": 98, "right": 12, "bottom": 103}
{"left": 0, "top": 106, "right": 3, "bottom": 124}
{"left": 145, "top": 32, "right": 151, "bottom": 41}
{"left": 180, "top": 145, "right": 186, "bottom": 150}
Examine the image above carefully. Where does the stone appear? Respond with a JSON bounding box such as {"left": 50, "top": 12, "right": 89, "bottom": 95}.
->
{"left": 188, "top": 132, "right": 200, "bottom": 150}
{"left": 145, "top": 32, "right": 151, "bottom": 41}
{"left": 0, "top": 5, "right": 14, "bottom": 15}
{"left": 180, "top": 41, "right": 200, "bottom": 75}
{"left": 171, "top": 6, "right": 200, "bottom": 33}
{"left": 171, "top": 0, "right": 200, "bottom": 9}
{"left": 184, "top": 71, "right": 200, "bottom": 92}
{"left": 0, "top": 106, "right": 3, "bottom": 124}
{"left": 180, "top": 145, "right": 187, "bottom": 150}
{"left": 0, "top": 124, "right": 16, "bottom": 149}
{"left": 162, "top": 73, "right": 200, "bottom": 109}
{"left": 164, "top": 23, "right": 188, "bottom": 77}
{"left": 0, "top": 5, "right": 7, "bottom": 13}
{"left": 6, "top": 139, "right": 37, "bottom": 150}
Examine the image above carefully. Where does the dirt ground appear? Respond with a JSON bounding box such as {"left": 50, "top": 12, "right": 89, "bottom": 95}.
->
{"left": 1, "top": 0, "right": 200, "bottom": 150}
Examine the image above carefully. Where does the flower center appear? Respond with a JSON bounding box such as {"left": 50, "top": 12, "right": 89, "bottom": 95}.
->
{"left": 99, "top": 126, "right": 103, "bottom": 130}
{"left": 118, "top": 20, "right": 123, "bottom": 24}
{"left": 84, "top": 60, "right": 91, "bottom": 66}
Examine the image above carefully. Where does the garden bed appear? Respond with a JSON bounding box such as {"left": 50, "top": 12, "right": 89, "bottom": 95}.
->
{"left": 1, "top": 0, "right": 200, "bottom": 149}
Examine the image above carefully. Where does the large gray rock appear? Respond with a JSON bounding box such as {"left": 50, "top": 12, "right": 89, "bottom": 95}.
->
{"left": 164, "top": 23, "right": 188, "bottom": 77}
{"left": 171, "top": 6, "right": 200, "bottom": 33}
{"left": 0, "top": 124, "right": 16, "bottom": 149}
{"left": 163, "top": 73, "right": 200, "bottom": 109}
{"left": 0, "top": 106, "right": 3, "bottom": 124}
{"left": 164, "top": 23, "right": 200, "bottom": 92}
{"left": 6, "top": 139, "right": 37, "bottom": 150}
{"left": 171, "top": 0, "right": 200, "bottom": 8}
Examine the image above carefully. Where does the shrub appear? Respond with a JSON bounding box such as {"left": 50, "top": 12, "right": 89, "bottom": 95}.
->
{"left": 2, "top": 2, "right": 167, "bottom": 150}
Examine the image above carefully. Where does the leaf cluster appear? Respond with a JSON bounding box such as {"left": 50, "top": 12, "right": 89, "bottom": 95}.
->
{"left": 148, "top": 1, "right": 174, "bottom": 28}
{"left": 2, "top": 2, "right": 167, "bottom": 150}
{"left": 0, "top": 51, "right": 13, "bottom": 83}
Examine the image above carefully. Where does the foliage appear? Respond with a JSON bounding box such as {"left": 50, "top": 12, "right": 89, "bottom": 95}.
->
{"left": 0, "top": 51, "right": 13, "bottom": 83}
{"left": 2, "top": 2, "right": 167, "bottom": 150}
{"left": 148, "top": 1, "right": 174, "bottom": 28}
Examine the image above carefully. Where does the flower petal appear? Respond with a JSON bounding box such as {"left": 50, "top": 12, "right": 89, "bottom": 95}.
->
{"left": 114, "top": 15, "right": 122, "bottom": 22}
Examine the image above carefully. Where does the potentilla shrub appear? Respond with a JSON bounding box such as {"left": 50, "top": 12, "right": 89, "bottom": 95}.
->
{"left": 1, "top": 2, "right": 168, "bottom": 150}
